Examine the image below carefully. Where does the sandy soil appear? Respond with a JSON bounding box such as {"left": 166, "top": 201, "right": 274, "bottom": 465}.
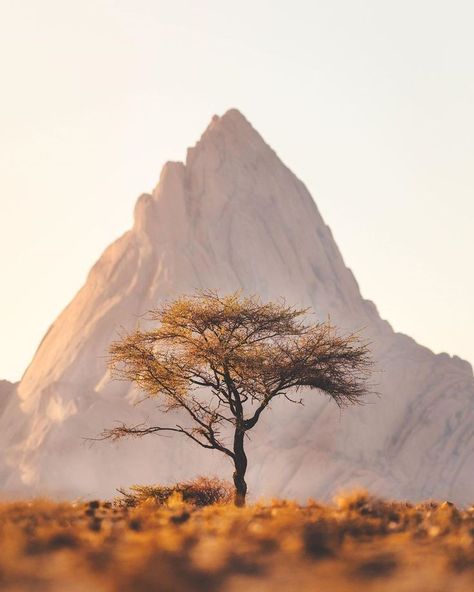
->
{"left": 1, "top": 490, "right": 473, "bottom": 591}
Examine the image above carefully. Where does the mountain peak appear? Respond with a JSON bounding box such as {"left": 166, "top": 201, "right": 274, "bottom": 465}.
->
{"left": 213, "top": 107, "right": 251, "bottom": 127}
{"left": 4, "top": 108, "right": 474, "bottom": 507}
{"left": 208, "top": 108, "right": 259, "bottom": 139}
{"left": 186, "top": 108, "right": 269, "bottom": 169}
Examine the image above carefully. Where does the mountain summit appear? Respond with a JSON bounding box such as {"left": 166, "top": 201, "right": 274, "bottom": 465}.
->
{"left": 1, "top": 109, "right": 473, "bottom": 502}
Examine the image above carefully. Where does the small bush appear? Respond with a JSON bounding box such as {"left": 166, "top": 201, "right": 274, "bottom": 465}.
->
{"left": 116, "top": 476, "right": 233, "bottom": 508}
{"left": 335, "top": 489, "right": 383, "bottom": 514}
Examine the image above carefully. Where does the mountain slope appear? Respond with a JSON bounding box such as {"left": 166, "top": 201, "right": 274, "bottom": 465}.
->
{"left": 2, "top": 109, "right": 473, "bottom": 502}
{"left": 0, "top": 380, "right": 15, "bottom": 414}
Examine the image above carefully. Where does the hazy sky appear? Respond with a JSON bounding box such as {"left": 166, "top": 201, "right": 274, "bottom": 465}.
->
{"left": 1, "top": 0, "right": 473, "bottom": 381}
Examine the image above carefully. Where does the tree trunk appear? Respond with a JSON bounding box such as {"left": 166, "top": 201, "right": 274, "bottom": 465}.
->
{"left": 233, "top": 429, "right": 248, "bottom": 507}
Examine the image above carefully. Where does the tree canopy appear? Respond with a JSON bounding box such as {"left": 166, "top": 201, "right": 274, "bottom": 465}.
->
{"left": 102, "top": 291, "right": 373, "bottom": 505}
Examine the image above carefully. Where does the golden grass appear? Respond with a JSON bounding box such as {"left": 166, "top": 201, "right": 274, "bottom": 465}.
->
{"left": 1, "top": 489, "right": 474, "bottom": 591}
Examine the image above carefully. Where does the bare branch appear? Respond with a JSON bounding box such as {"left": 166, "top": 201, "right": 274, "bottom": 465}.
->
{"left": 102, "top": 291, "right": 374, "bottom": 505}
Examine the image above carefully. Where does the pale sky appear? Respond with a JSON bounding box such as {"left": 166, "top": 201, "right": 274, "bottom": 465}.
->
{"left": 0, "top": 0, "right": 473, "bottom": 381}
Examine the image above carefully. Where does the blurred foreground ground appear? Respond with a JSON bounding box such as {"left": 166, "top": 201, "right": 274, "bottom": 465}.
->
{"left": 1, "top": 491, "right": 474, "bottom": 591}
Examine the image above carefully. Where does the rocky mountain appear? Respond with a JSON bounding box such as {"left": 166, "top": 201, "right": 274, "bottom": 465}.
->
{"left": 0, "top": 380, "right": 21, "bottom": 488}
{"left": 1, "top": 109, "right": 473, "bottom": 502}
{"left": 0, "top": 380, "right": 15, "bottom": 416}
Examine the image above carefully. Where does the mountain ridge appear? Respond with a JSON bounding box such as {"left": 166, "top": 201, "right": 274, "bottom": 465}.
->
{"left": 1, "top": 109, "right": 473, "bottom": 503}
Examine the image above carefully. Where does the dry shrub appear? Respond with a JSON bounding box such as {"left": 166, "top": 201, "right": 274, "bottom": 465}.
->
{"left": 333, "top": 490, "right": 416, "bottom": 539}
{"left": 334, "top": 489, "right": 385, "bottom": 516}
{"left": 116, "top": 476, "right": 233, "bottom": 508}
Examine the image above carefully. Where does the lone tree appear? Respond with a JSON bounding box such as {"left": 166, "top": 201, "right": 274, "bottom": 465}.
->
{"left": 101, "top": 292, "right": 372, "bottom": 506}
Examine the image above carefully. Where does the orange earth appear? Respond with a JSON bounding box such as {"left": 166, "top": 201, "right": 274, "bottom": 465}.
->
{"left": 1, "top": 490, "right": 473, "bottom": 592}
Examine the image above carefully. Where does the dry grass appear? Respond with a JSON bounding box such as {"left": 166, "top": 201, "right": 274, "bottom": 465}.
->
{"left": 1, "top": 487, "right": 474, "bottom": 591}
{"left": 116, "top": 476, "right": 233, "bottom": 507}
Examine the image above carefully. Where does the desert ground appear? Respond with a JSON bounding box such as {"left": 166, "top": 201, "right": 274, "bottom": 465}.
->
{"left": 1, "top": 485, "right": 474, "bottom": 592}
